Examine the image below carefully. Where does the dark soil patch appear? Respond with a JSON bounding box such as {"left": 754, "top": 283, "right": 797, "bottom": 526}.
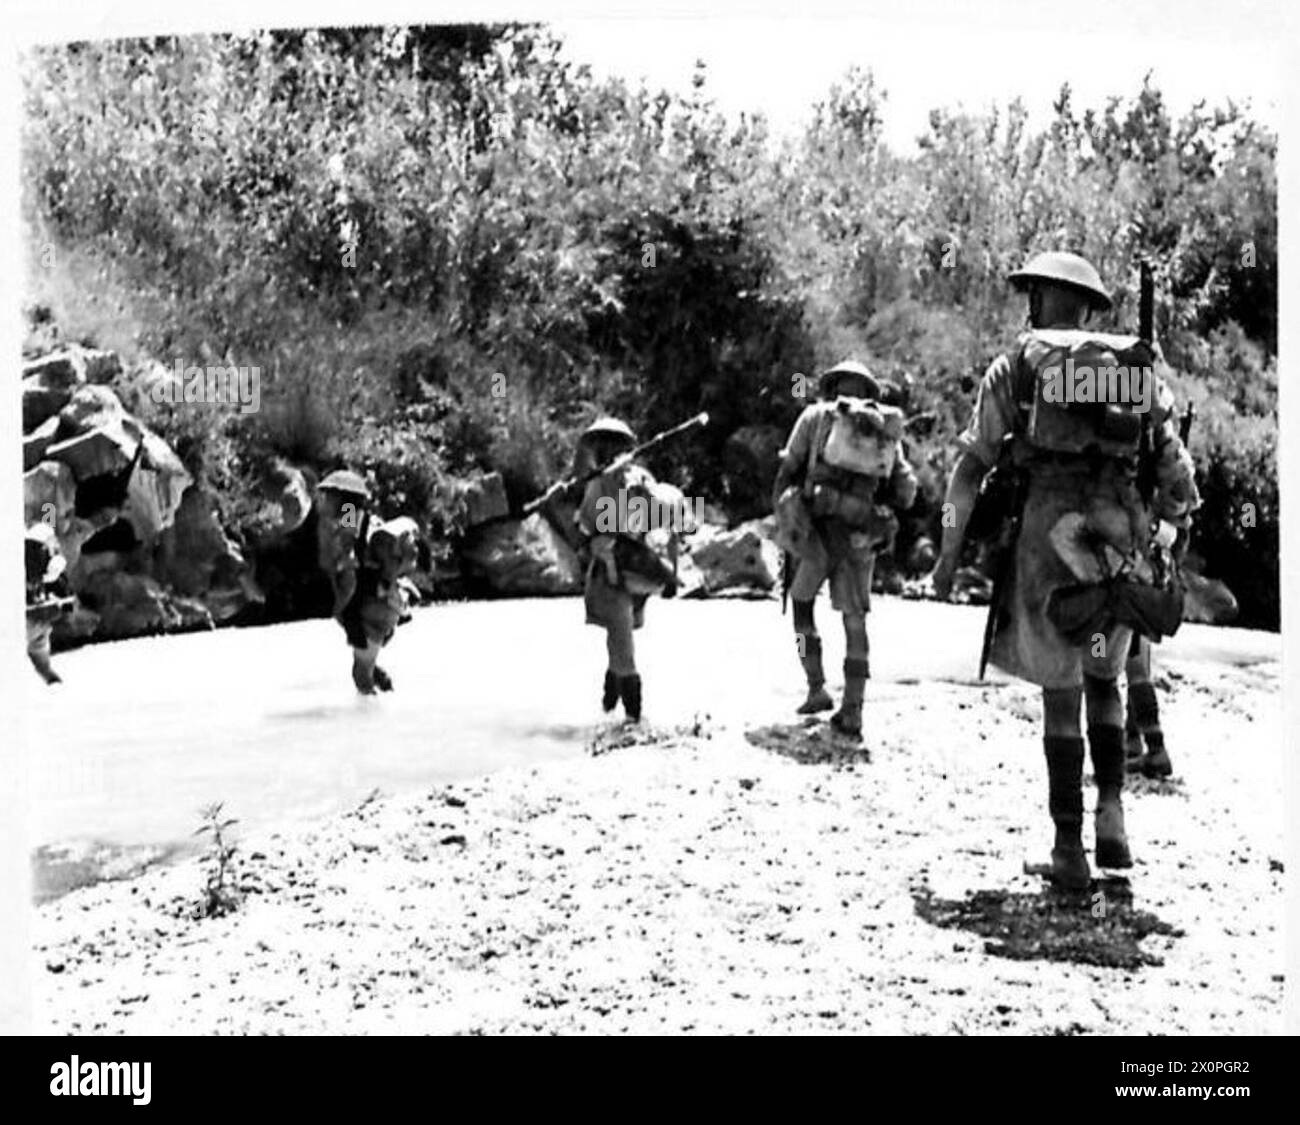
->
{"left": 913, "top": 878, "right": 1184, "bottom": 970}
{"left": 744, "top": 721, "right": 870, "bottom": 767}
{"left": 587, "top": 715, "right": 713, "bottom": 757}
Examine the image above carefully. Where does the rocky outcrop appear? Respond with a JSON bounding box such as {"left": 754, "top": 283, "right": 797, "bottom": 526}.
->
{"left": 21, "top": 342, "right": 261, "bottom": 647}
{"left": 680, "top": 518, "right": 781, "bottom": 598}
{"left": 460, "top": 513, "right": 583, "bottom": 596}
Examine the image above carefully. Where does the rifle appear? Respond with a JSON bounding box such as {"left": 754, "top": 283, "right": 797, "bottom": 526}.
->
{"left": 1136, "top": 258, "right": 1159, "bottom": 505}
{"left": 978, "top": 436, "right": 1028, "bottom": 680}
{"left": 523, "top": 411, "right": 710, "bottom": 515}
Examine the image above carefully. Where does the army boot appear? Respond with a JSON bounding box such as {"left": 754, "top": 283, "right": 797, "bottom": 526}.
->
{"left": 830, "top": 657, "right": 868, "bottom": 740}
{"left": 1044, "top": 736, "right": 1090, "bottom": 889}
{"left": 1126, "top": 681, "right": 1172, "bottom": 778}
{"left": 1089, "top": 724, "right": 1133, "bottom": 869}
{"left": 602, "top": 669, "right": 620, "bottom": 712}
{"left": 793, "top": 601, "right": 833, "bottom": 714}
{"left": 619, "top": 674, "right": 642, "bottom": 722}
{"left": 1124, "top": 713, "right": 1144, "bottom": 773}
{"left": 797, "top": 635, "right": 834, "bottom": 714}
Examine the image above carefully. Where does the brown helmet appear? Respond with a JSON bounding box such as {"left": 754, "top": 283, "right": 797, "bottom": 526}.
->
{"left": 820, "top": 359, "right": 881, "bottom": 401}
{"left": 1008, "top": 251, "right": 1111, "bottom": 311}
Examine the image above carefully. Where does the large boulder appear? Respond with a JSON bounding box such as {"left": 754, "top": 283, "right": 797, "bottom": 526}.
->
{"left": 23, "top": 415, "right": 61, "bottom": 471}
{"left": 155, "top": 486, "right": 261, "bottom": 622}
{"left": 76, "top": 572, "right": 187, "bottom": 639}
{"left": 459, "top": 471, "right": 510, "bottom": 528}
{"left": 682, "top": 518, "right": 781, "bottom": 597}
{"left": 460, "top": 513, "right": 583, "bottom": 595}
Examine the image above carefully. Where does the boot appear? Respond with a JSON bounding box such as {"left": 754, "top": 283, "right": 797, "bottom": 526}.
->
{"left": 619, "top": 674, "right": 642, "bottom": 722}
{"left": 1044, "top": 736, "right": 1090, "bottom": 889}
{"left": 1124, "top": 715, "right": 1144, "bottom": 773}
{"left": 1127, "top": 681, "right": 1172, "bottom": 777}
{"left": 796, "top": 635, "right": 834, "bottom": 714}
{"left": 830, "top": 657, "right": 868, "bottom": 741}
{"left": 601, "top": 669, "right": 619, "bottom": 712}
{"left": 1140, "top": 732, "right": 1173, "bottom": 779}
{"left": 1089, "top": 724, "right": 1133, "bottom": 869}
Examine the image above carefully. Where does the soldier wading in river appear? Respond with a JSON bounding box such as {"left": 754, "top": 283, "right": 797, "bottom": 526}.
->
{"left": 573, "top": 418, "right": 685, "bottom": 723}
{"left": 929, "top": 252, "right": 1197, "bottom": 888}
{"left": 773, "top": 361, "right": 918, "bottom": 741}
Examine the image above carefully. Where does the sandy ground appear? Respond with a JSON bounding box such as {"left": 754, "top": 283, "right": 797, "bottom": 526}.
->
{"left": 29, "top": 598, "right": 1284, "bottom": 1034}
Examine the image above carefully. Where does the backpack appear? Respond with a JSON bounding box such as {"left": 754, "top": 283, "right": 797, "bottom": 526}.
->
{"left": 819, "top": 395, "right": 904, "bottom": 478}
{"left": 1016, "top": 330, "right": 1155, "bottom": 459}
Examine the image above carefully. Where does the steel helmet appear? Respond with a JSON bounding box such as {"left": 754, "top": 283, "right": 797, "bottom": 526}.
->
{"left": 1008, "top": 251, "right": 1112, "bottom": 311}
{"left": 580, "top": 417, "right": 636, "bottom": 445}
{"left": 318, "top": 469, "right": 371, "bottom": 499}
{"left": 820, "top": 359, "right": 881, "bottom": 401}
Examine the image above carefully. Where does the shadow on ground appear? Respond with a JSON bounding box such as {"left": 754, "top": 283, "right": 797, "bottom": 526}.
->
{"left": 912, "top": 877, "right": 1184, "bottom": 970}
{"left": 744, "top": 721, "right": 871, "bottom": 767}
{"left": 586, "top": 715, "right": 714, "bottom": 757}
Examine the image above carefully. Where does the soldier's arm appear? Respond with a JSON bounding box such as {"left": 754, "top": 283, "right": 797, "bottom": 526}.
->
{"left": 930, "top": 355, "right": 1017, "bottom": 595}
{"left": 772, "top": 408, "right": 814, "bottom": 507}
{"left": 1149, "top": 379, "right": 1199, "bottom": 530}
{"left": 887, "top": 442, "right": 919, "bottom": 511}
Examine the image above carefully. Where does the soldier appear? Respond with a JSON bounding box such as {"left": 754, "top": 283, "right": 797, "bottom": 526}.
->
{"left": 316, "top": 469, "right": 421, "bottom": 695}
{"left": 772, "top": 361, "right": 919, "bottom": 740}
{"left": 928, "top": 252, "right": 1197, "bottom": 888}
{"left": 573, "top": 417, "right": 682, "bottom": 722}
{"left": 25, "top": 522, "right": 73, "bottom": 684}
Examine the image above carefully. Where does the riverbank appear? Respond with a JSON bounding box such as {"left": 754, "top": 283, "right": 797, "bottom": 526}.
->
{"left": 31, "top": 605, "right": 1284, "bottom": 1033}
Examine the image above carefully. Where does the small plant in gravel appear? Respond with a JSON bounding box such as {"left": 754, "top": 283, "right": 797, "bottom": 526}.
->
{"left": 194, "top": 802, "right": 242, "bottom": 919}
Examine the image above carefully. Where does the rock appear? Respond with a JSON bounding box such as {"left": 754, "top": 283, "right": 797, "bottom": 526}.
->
{"left": 23, "top": 415, "right": 61, "bottom": 471}
{"left": 45, "top": 427, "right": 137, "bottom": 482}
{"left": 156, "top": 486, "right": 259, "bottom": 622}
{"left": 1183, "top": 571, "right": 1239, "bottom": 625}
{"left": 460, "top": 513, "right": 583, "bottom": 595}
{"left": 23, "top": 460, "right": 77, "bottom": 531}
{"left": 51, "top": 605, "right": 100, "bottom": 648}
{"left": 460, "top": 472, "right": 510, "bottom": 528}
{"left": 56, "top": 384, "right": 126, "bottom": 438}
{"left": 683, "top": 518, "right": 781, "bottom": 596}
{"left": 76, "top": 572, "right": 179, "bottom": 639}
{"left": 23, "top": 351, "right": 85, "bottom": 390}
{"left": 23, "top": 379, "right": 72, "bottom": 432}
{"left": 124, "top": 429, "right": 192, "bottom": 542}
{"left": 81, "top": 349, "right": 124, "bottom": 385}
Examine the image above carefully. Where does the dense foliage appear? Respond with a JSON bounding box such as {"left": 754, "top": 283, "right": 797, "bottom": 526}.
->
{"left": 22, "top": 26, "right": 1279, "bottom": 625}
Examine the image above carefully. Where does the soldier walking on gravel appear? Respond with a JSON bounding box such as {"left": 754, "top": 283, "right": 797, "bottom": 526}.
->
{"left": 772, "top": 361, "right": 918, "bottom": 741}
{"left": 928, "top": 252, "right": 1197, "bottom": 888}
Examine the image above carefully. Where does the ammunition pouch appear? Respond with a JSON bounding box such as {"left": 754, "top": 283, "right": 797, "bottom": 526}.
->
{"left": 612, "top": 535, "right": 677, "bottom": 597}
{"left": 1047, "top": 578, "right": 1185, "bottom": 645}
{"left": 810, "top": 484, "right": 899, "bottom": 551}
